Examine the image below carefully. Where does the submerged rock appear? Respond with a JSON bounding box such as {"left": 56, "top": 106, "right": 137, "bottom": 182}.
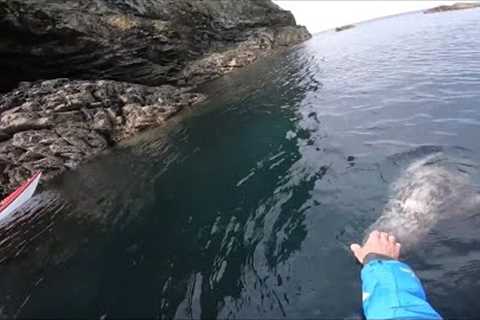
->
{"left": 0, "top": 79, "right": 206, "bottom": 195}
{"left": 424, "top": 2, "right": 480, "bottom": 14}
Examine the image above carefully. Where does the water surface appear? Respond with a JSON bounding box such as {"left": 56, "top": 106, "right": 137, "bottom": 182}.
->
{"left": 1, "top": 8, "right": 480, "bottom": 319}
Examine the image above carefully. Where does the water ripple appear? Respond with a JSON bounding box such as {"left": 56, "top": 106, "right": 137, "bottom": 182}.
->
{"left": 2, "top": 7, "right": 480, "bottom": 319}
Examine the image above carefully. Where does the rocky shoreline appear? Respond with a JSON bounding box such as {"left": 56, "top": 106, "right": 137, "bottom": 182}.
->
{"left": 335, "top": 24, "right": 355, "bottom": 32}
{"left": 0, "top": 79, "right": 205, "bottom": 196}
{"left": 424, "top": 2, "right": 480, "bottom": 14}
{"left": 0, "top": 0, "right": 311, "bottom": 197}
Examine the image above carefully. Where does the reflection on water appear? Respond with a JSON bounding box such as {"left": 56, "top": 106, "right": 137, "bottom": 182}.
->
{"left": 1, "top": 8, "right": 480, "bottom": 319}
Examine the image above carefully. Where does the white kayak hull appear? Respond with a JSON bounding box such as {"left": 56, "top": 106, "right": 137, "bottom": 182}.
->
{"left": 0, "top": 172, "right": 42, "bottom": 218}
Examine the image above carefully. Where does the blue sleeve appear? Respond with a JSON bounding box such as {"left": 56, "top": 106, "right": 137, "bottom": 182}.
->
{"left": 361, "top": 259, "right": 442, "bottom": 319}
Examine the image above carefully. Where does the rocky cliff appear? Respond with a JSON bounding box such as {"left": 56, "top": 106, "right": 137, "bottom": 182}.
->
{"left": 0, "top": 0, "right": 310, "bottom": 91}
{"left": 0, "top": 0, "right": 311, "bottom": 196}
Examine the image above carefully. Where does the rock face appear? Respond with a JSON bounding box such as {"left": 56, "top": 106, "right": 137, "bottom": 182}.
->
{"left": 0, "top": 0, "right": 310, "bottom": 92}
{"left": 0, "top": 79, "right": 205, "bottom": 196}
{"left": 424, "top": 2, "right": 480, "bottom": 14}
{"left": 0, "top": 0, "right": 311, "bottom": 196}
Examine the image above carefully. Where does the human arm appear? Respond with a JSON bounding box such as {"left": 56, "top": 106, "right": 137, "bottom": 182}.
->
{"left": 351, "top": 231, "right": 442, "bottom": 319}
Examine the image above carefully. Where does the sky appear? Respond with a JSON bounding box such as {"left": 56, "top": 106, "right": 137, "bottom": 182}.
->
{"left": 273, "top": 1, "right": 467, "bottom": 33}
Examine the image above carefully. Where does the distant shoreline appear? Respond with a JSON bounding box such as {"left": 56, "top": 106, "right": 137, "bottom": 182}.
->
{"left": 335, "top": 25, "right": 355, "bottom": 32}
{"left": 315, "top": 2, "right": 480, "bottom": 35}
{"left": 424, "top": 2, "right": 480, "bottom": 14}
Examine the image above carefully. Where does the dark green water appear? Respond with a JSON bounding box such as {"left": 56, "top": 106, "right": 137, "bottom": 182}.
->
{"left": 1, "top": 8, "right": 480, "bottom": 319}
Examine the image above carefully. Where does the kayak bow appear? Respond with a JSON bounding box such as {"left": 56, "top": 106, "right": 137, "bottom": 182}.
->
{"left": 0, "top": 172, "right": 42, "bottom": 218}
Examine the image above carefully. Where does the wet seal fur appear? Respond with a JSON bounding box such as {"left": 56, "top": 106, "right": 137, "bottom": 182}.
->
{"left": 365, "top": 153, "right": 480, "bottom": 249}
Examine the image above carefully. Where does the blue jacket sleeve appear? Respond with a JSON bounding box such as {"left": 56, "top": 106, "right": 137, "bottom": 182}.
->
{"left": 361, "top": 258, "right": 442, "bottom": 319}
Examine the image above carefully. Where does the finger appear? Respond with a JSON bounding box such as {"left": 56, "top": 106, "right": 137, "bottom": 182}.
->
{"left": 388, "top": 234, "right": 396, "bottom": 243}
{"left": 394, "top": 242, "right": 401, "bottom": 258}
{"left": 368, "top": 230, "right": 380, "bottom": 241}
{"left": 380, "top": 232, "right": 389, "bottom": 242}
{"left": 350, "top": 243, "right": 362, "bottom": 262}
{"left": 350, "top": 243, "right": 361, "bottom": 254}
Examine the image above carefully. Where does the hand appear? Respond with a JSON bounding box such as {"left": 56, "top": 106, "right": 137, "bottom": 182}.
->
{"left": 350, "top": 230, "right": 401, "bottom": 264}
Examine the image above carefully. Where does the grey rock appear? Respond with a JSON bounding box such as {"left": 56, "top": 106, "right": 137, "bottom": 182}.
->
{"left": 0, "top": 79, "right": 206, "bottom": 196}
{"left": 0, "top": 0, "right": 310, "bottom": 196}
{"left": 0, "top": 0, "right": 311, "bottom": 92}
{"left": 274, "top": 25, "right": 311, "bottom": 46}
{"left": 0, "top": 112, "right": 52, "bottom": 134}
{"left": 92, "top": 110, "right": 113, "bottom": 133}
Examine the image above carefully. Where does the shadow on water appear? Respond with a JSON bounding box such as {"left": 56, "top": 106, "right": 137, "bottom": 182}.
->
{"left": 0, "top": 44, "right": 323, "bottom": 318}
{"left": 1, "top": 8, "right": 480, "bottom": 319}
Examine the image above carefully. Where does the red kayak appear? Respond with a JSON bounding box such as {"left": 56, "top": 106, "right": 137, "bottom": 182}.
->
{"left": 0, "top": 172, "right": 42, "bottom": 218}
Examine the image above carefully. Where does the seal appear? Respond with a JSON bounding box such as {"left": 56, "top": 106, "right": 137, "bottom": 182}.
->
{"left": 365, "top": 154, "right": 480, "bottom": 249}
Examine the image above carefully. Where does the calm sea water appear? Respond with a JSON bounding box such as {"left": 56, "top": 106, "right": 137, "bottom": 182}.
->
{"left": 1, "top": 8, "right": 480, "bottom": 319}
